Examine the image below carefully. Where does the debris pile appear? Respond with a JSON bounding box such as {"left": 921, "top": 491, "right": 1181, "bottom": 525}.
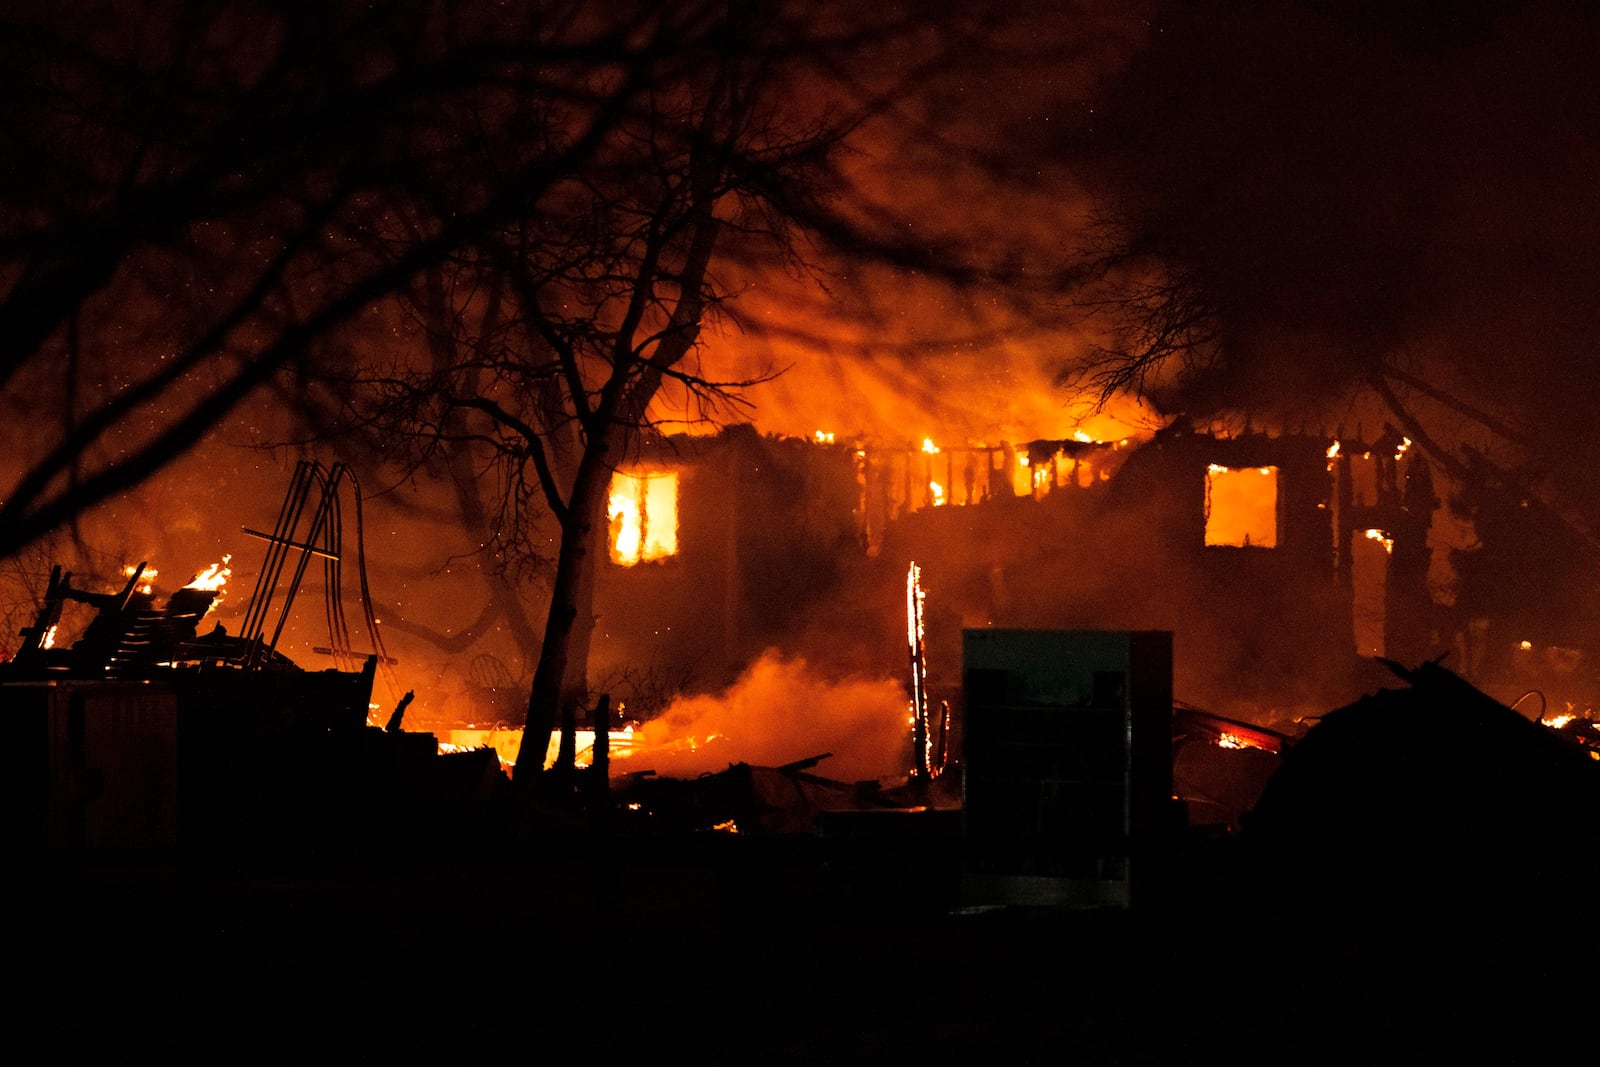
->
{"left": 1242, "top": 659, "right": 1600, "bottom": 919}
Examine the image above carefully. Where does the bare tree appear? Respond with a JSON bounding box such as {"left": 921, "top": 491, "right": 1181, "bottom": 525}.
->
{"left": 0, "top": 0, "right": 718, "bottom": 558}
{"left": 3, "top": 0, "right": 1102, "bottom": 785}
{"left": 330, "top": 2, "right": 1076, "bottom": 777}
{"left": 1063, "top": 0, "right": 1600, "bottom": 522}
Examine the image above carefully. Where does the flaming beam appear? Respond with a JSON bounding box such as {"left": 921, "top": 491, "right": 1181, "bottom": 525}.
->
{"left": 907, "top": 561, "right": 932, "bottom": 779}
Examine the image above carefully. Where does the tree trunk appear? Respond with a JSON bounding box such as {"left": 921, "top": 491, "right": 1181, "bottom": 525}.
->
{"left": 560, "top": 494, "right": 602, "bottom": 715}
{"left": 590, "top": 693, "right": 611, "bottom": 804}
{"left": 515, "top": 442, "right": 612, "bottom": 778}
{"left": 514, "top": 187, "right": 720, "bottom": 784}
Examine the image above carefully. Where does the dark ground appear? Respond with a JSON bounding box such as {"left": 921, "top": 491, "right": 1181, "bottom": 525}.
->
{"left": 17, "top": 829, "right": 1587, "bottom": 1066}
{"left": 17, "top": 665, "right": 1592, "bottom": 1063}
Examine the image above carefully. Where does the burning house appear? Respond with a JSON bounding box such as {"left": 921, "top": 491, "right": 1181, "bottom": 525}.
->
{"left": 578, "top": 411, "right": 1600, "bottom": 891}
{"left": 587, "top": 417, "right": 1515, "bottom": 734}
{"left": 16, "top": 409, "right": 1593, "bottom": 857}
{"left": 590, "top": 423, "right": 871, "bottom": 702}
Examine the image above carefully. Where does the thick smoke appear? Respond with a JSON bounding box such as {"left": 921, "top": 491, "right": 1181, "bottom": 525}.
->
{"left": 614, "top": 651, "right": 912, "bottom": 782}
{"left": 647, "top": 4, "right": 1154, "bottom": 449}
{"left": 1075, "top": 0, "right": 1600, "bottom": 516}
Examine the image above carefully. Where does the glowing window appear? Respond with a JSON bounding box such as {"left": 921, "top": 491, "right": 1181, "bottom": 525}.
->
{"left": 608, "top": 471, "right": 679, "bottom": 564}
{"left": 1204, "top": 465, "right": 1278, "bottom": 547}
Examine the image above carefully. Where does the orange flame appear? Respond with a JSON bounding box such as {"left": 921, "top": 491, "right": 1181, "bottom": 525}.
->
{"left": 608, "top": 471, "right": 678, "bottom": 565}
{"left": 185, "top": 555, "right": 232, "bottom": 593}
{"left": 1205, "top": 466, "right": 1279, "bottom": 547}
{"left": 123, "top": 564, "right": 157, "bottom": 595}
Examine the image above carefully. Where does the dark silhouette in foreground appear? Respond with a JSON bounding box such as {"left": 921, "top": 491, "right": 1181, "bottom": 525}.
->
{"left": 1241, "top": 657, "right": 1599, "bottom": 925}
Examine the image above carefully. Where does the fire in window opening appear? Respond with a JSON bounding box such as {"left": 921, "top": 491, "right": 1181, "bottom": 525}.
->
{"left": 608, "top": 470, "right": 679, "bottom": 564}
{"left": 1204, "top": 464, "right": 1279, "bottom": 548}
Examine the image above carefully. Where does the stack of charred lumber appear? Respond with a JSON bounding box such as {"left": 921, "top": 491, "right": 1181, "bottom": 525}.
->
{"left": 6, "top": 563, "right": 226, "bottom": 679}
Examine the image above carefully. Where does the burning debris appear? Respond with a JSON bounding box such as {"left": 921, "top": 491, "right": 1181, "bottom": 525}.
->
{"left": 3, "top": 463, "right": 518, "bottom": 855}
{"left": 1172, "top": 704, "right": 1294, "bottom": 834}
{"left": 6, "top": 560, "right": 235, "bottom": 679}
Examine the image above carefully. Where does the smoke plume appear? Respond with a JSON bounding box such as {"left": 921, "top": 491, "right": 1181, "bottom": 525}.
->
{"left": 614, "top": 651, "right": 912, "bottom": 782}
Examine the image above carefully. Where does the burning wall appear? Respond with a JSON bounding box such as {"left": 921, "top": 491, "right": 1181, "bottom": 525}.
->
{"left": 881, "top": 425, "right": 1363, "bottom": 722}
{"left": 589, "top": 424, "right": 873, "bottom": 707}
